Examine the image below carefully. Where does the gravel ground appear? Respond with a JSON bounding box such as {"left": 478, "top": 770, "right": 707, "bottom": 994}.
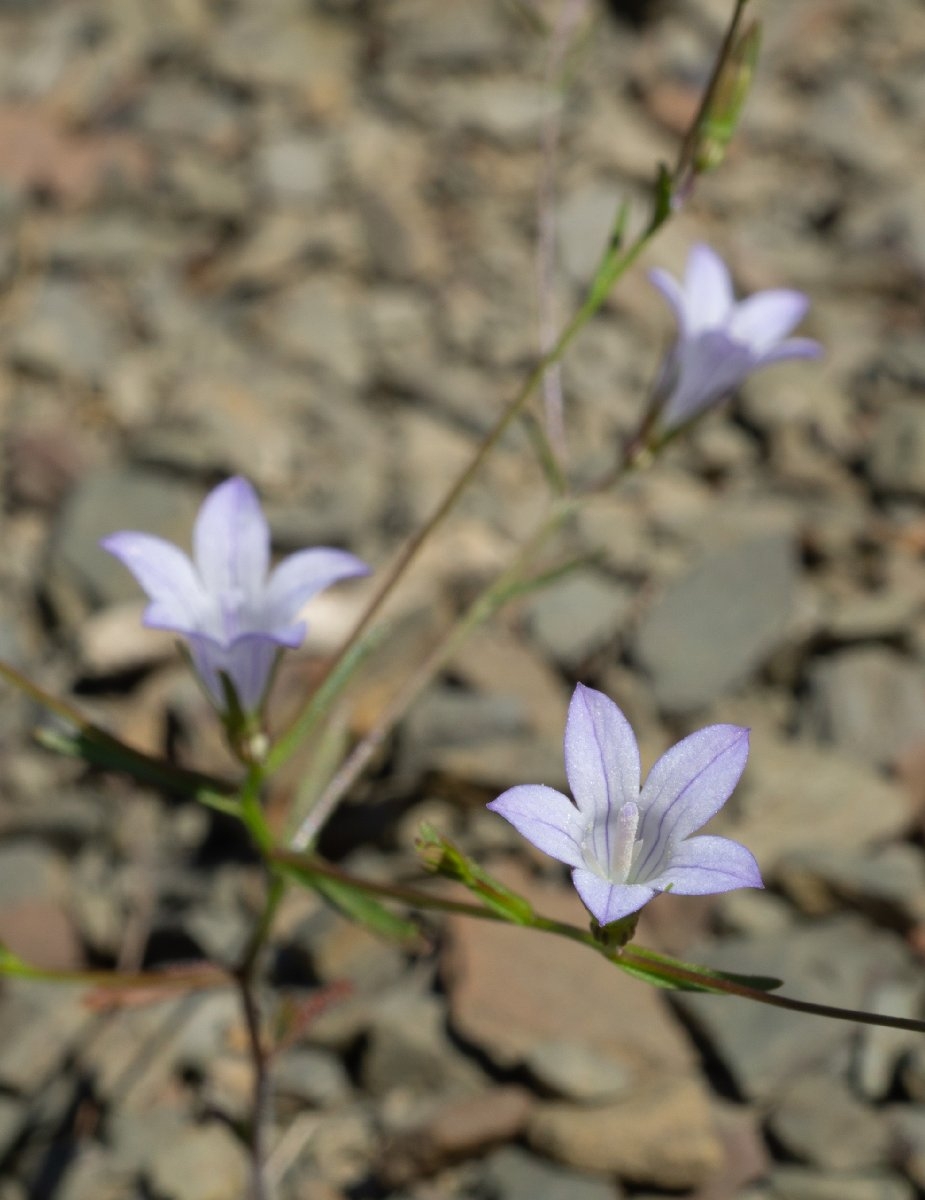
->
{"left": 0, "top": 1, "right": 924, "bottom": 1198}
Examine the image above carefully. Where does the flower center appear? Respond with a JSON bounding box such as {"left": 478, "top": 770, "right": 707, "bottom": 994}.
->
{"left": 610, "top": 800, "right": 640, "bottom": 883}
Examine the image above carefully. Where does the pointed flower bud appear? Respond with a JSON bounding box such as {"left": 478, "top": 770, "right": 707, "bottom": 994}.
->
{"left": 487, "top": 683, "right": 762, "bottom": 927}
{"left": 645, "top": 242, "right": 822, "bottom": 442}
{"left": 693, "top": 20, "right": 761, "bottom": 175}
{"left": 101, "top": 476, "right": 369, "bottom": 725}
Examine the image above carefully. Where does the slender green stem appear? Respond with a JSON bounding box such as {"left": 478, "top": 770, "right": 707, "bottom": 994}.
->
{"left": 289, "top": 498, "right": 579, "bottom": 850}
{"left": 271, "top": 851, "right": 925, "bottom": 1035}
{"left": 0, "top": 658, "right": 236, "bottom": 807}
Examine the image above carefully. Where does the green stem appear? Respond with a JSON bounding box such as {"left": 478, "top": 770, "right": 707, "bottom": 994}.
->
{"left": 271, "top": 851, "right": 925, "bottom": 1035}
{"left": 288, "top": 498, "right": 579, "bottom": 850}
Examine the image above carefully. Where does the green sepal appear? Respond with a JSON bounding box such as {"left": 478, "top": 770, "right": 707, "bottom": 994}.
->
{"left": 616, "top": 944, "right": 782, "bottom": 994}
{"left": 416, "top": 826, "right": 535, "bottom": 925}
{"left": 280, "top": 861, "right": 419, "bottom": 943}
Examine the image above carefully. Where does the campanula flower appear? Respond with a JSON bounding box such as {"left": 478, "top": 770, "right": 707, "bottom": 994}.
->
{"left": 487, "top": 684, "right": 761, "bottom": 926}
{"left": 102, "top": 476, "right": 368, "bottom": 718}
{"left": 647, "top": 243, "right": 821, "bottom": 438}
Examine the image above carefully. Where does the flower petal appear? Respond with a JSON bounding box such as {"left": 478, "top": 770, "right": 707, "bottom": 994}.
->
{"left": 564, "top": 685, "right": 640, "bottom": 873}
{"left": 193, "top": 477, "right": 270, "bottom": 603}
{"left": 188, "top": 632, "right": 281, "bottom": 713}
{"left": 753, "top": 336, "right": 823, "bottom": 368}
{"left": 101, "top": 532, "right": 206, "bottom": 632}
{"left": 648, "top": 834, "right": 763, "bottom": 895}
{"left": 487, "top": 785, "right": 584, "bottom": 868}
{"left": 649, "top": 267, "right": 689, "bottom": 335}
{"left": 656, "top": 330, "right": 755, "bottom": 433}
{"left": 262, "top": 547, "right": 369, "bottom": 639}
{"left": 634, "top": 725, "right": 749, "bottom": 882}
{"left": 683, "top": 244, "right": 734, "bottom": 333}
{"left": 728, "top": 289, "right": 809, "bottom": 353}
{"left": 572, "top": 869, "right": 655, "bottom": 925}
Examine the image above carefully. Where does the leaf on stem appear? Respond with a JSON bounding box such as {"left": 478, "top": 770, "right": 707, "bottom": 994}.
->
{"left": 617, "top": 944, "right": 782, "bottom": 995}
{"left": 416, "top": 826, "right": 535, "bottom": 924}
{"left": 281, "top": 861, "right": 420, "bottom": 943}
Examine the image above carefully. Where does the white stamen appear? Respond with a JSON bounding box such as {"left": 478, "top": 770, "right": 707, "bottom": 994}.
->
{"left": 611, "top": 800, "right": 640, "bottom": 882}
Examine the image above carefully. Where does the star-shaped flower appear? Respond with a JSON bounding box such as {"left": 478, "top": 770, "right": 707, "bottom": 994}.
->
{"left": 647, "top": 242, "right": 821, "bottom": 438}
{"left": 487, "top": 684, "right": 762, "bottom": 926}
{"left": 102, "top": 476, "right": 368, "bottom": 716}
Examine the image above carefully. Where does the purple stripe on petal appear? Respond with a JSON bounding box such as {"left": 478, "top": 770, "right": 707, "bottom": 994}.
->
{"left": 101, "top": 532, "right": 206, "bottom": 632}
{"left": 193, "top": 477, "right": 270, "bottom": 604}
{"left": 263, "top": 547, "right": 369, "bottom": 635}
{"left": 487, "top": 785, "right": 584, "bottom": 868}
{"left": 727, "top": 289, "right": 809, "bottom": 352}
{"left": 635, "top": 725, "right": 749, "bottom": 881}
{"left": 572, "top": 869, "right": 655, "bottom": 925}
{"left": 754, "top": 337, "right": 823, "bottom": 368}
{"left": 683, "top": 244, "right": 734, "bottom": 333}
{"left": 647, "top": 834, "right": 763, "bottom": 895}
{"left": 564, "top": 685, "right": 640, "bottom": 872}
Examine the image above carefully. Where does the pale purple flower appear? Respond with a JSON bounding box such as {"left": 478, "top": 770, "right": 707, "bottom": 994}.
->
{"left": 647, "top": 243, "right": 821, "bottom": 437}
{"left": 102, "top": 476, "right": 368, "bottom": 715}
{"left": 487, "top": 684, "right": 761, "bottom": 926}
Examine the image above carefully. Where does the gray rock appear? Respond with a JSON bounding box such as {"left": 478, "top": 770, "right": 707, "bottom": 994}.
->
{"left": 767, "top": 1074, "right": 890, "bottom": 1171}
{"left": 718, "top": 734, "right": 912, "bottom": 873}
{"left": 0, "top": 1094, "right": 26, "bottom": 1160}
{"left": 557, "top": 183, "right": 624, "bottom": 284}
{"left": 9, "top": 280, "right": 121, "bottom": 384}
{"left": 767, "top": 1167, "right": 914, "bottom": 1200}
{"left": 274, "top": 1046, "right": 352, "bottom": 1109}
{"left": 256, "top": 134, "right": 335, "bottom": 203}
{"left": 900, "top": 1038, "right": 925, "bottom": 1103}
{"left": 803, "top": 647, "right": 925, "bottom": 768}
{"left": 0, "top": 839, "right": 67, "bottom": 906}
{"left": 868, "top": 401, "right": 925, "bottom": 496}
{"left": 634, "top": 528, "right": 798, "bottom": 711}
{"left": 526, "top": 570, "right": 632, "bottom": 668}
{"left": 256, "top": 276, "right": 371, "bottom": 387}
{"left": 676, "top": 917, "right": 917, "bottom": 1101}
{"left": 855, "top": 980, "right": 925, "bottom": 1101}
{"left": 886, "top": 1105, "right": 925, "bottom": 1189}
{"left": 114, "top": 1113, "right": 249, "bottom": 1200}
{"left": 361, "top": 989, "right": 486, "bottom": 1098}
{"left": 523, "top": 1040, "right": 632, "bottom": 1104}
{"left": 480, "top": 1145, "right": 622, "bottom": 1200}
{"left": 46, "top": 467, "right": 201, "bottom": 616}
{"left": 776, "top": 844, "right": 925, "bottom": 928}
{"left": 526, "top": 1076, "right": 722, "bottom": 1189}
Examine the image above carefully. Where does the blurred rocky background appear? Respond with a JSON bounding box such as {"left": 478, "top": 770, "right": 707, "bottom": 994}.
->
{"left": 0, "top": 0, "right": 924, "bottom": 1197}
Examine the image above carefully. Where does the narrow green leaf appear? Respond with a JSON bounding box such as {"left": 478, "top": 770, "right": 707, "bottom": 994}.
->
{"left": 281, "top": 862, "right": 420, "bottom": 943}
{"left": 416, "top": 826, "right": 535, "bottom": 924}
{"left": 618, "top": 944, "right": 782, "bottom": 994}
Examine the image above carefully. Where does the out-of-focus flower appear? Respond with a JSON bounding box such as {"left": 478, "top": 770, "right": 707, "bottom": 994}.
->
{"left": 487, "top": 683, "right": 761, "bottom": 927}
{"left": 646, "top": 243, "right": 821, "bottom": 439}
{"left": 102, "top": 476, "right": 368, "bottom": 718}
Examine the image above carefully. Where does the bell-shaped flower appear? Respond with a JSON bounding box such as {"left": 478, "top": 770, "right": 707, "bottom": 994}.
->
{"left": 647, "top": 243, "right": 821, "bottom": 438}
{"left": 102, "top": 476, "right": 368, "bottom": 717}
{"left": 487, "top": 683, "right": 762, "bottom": 926}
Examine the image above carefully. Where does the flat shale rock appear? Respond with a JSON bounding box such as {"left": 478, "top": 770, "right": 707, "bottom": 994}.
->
{"left": 804, "top": 647, "right": 925, "bottom": 768}
{"left": 46, "top": 467, "right": 201, "bottom": 616}
{"left": 767, "top": 1074, "right": 890, "bottom": 1171}
{"left": 379, "top": 1086, "right": 532, "bottom": 1187}
{"left": 718, "top": 734, "right": 912, "bottom": 873}
{"left": 633, "top": 527, "right": 799, "bottom": 711}
{"left": 676, "top": 917, "right": 917, "bottom": 1101}
{"left": 526, "top": 1075, "right": 721, "bottom": 1189}
{"left": 442, "top": 864, "right": 698, "bottom": 1080}
{"left": 766, "top": 1167, "right": 915, "bottom": 1200}
{"left": 480, "top": 1145, "right": 622, "bottom": 1200}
